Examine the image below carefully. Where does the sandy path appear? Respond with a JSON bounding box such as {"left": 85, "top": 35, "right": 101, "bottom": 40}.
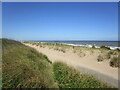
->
{"left": 24, "top": 43, "right": 118, "bottom": 87}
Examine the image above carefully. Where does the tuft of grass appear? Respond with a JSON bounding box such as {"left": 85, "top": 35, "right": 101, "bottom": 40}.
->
{"left": 109, "top": 56, "right": 120, "bottom": 67}
{"left": 77, "top": 50, "right": 86, "bottom": 57}
{"left": 53, "top": 47, "right": 66, "bottom": 53}
{"left": 97, "top": 55, "right": 104, "bottom": 62}
{"left": 60, "top": 48, "right": 66, "bottom": 53}
{"left": 2, "top": 39, "right": 58, "bottom": 88}
{"left": 53, "top": 62, "right": 110, "bottom": 88}
{"left": 103, "top": 51, "right": 112, "bottom": 60}
{"left": 54, "top": 47, "right": 59, "bottom": 51}
{"left": 105, "top": 53, "right": 111, "bottom": 59}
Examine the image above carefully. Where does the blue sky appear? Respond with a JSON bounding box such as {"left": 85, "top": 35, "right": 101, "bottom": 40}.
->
{"left": 2, "top": 2, "right": 118, "bottom": 41}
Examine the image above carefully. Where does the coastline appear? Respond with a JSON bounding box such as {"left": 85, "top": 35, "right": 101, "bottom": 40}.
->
{"left": 35, "top": 41, "right": 120, "bottom": 50}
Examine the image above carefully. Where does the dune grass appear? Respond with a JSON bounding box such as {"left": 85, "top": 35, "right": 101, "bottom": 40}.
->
{"left": 2, "top": 39, "right": 58, "bottom": 88}
{"left": 2, "top": 39, "right": 116, "bottom": 88}
{"left": 53, "top": 62, "right": 110, "bottom": 88}
{"left": 110, "top": 55, "right": 120, "bottom": 67}
{"left": 25, "top": 41, "right": 119, "bottom": 68}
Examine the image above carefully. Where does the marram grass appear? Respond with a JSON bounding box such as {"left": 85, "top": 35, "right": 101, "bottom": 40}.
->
{"left": 2, "top": 39, "right": 113, "bottom": 88}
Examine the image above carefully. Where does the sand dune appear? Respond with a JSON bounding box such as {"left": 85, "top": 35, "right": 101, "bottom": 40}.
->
{"left": 24, "top": 43, "right": 118, "bottom": 87}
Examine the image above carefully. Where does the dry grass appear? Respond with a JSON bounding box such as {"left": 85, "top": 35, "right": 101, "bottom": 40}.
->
{"left": 2, "top": 39, "right": 58, "bottom": 88}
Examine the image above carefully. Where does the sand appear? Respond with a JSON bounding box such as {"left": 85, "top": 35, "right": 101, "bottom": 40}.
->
{"left": 24, "top": 43, "right": 118, "bottom": 87}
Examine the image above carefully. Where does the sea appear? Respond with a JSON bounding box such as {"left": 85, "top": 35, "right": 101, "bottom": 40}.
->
{"left": 34, "top": 41, "right": 120, "bottom": 50}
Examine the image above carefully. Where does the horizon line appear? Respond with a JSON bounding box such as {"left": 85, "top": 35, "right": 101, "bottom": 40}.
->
{"left": 1, "top": 38, "right": 119, "bottom": 41}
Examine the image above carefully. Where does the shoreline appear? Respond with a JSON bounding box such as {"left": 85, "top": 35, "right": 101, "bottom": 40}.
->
{"left": 35, "top": 41, "right": 120, "bottom": 50}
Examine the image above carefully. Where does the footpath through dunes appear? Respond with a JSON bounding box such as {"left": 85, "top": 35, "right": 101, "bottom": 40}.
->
{"left": 24, "top": 43, "right": 119, "bottom": 88}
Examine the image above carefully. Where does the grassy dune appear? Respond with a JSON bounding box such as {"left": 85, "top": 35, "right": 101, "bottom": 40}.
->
{"left": 53, "top": 62, "right": 110, "bottom": 88}
{"left": 2, "top": 39, "right": 58, "bottom": 88}
{"left": 25, "top": 41, "right": 120, "bottom": 68}
{"left": 2, "top": 39, "right": 112, "bottom": 88}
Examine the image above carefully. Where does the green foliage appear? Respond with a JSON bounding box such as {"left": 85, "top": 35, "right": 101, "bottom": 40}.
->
{"left": 92, "top": 45, "right": 95, "bottom": 48}
{"left": 2, "top": 39, "right": 58, "bottom": 88}
{"left": 100, "top": 46, "right": 110, "bottom": 50}
{"left": 53, "top": 62, "right": 110, "bottom": 88}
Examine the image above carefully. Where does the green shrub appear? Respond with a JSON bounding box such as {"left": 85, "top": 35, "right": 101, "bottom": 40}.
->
{"left": 92, "top": 45, "right": 95, "bottom": 48}
{"left": 100, "top": 46, "right": 110, "bottom": 50}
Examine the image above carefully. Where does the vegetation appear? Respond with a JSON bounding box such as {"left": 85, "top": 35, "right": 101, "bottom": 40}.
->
{"left": 92, "top": 45, "right": 95, "bottom": 48}
{"left": 110, "top": 55, "right": 120, "bottom": 67}
{"left": 97, "top": 55, "right": 104, "bottom": 62}
{"left": 2, "top": 39, "right": 58, "bottom": 88}
{"left": 115, "top": 48, "right": 120, "bottom": 51}
{"left": 53, "top": 62, "right": 110, "bottom": 88}
{"left": 25, "top": 41, "right": 120, "bottom": 68}
{"left": 100, "top": 46, "right": 110, "bottom": 50}
{"left": 54, "top": 47, "right": 66, "bottom": 53}
{"left": 97, "top": 49, "right": 119, "bottom": 67}
{"left": 2, "top": 39, "right": 113, "bottom": 88}
{"left": 72, "top": 46, "right": 75, "bottom": 49}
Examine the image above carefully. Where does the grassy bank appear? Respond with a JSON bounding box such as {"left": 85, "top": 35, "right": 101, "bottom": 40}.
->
{"left": 2, "top": 39, "right": 58, "bottom": 88}
{"left": 53, "top": 62, "right": 110, "bottom": 88}
{"left": 2, "top": 39, "right": 113, "bottom": 88}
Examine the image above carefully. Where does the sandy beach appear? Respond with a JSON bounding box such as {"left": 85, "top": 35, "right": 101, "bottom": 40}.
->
{"left": 24, "top": 43, "right": 118, "bottom": 87}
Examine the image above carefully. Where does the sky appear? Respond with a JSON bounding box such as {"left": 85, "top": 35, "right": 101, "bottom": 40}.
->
{"left": 0, "top": 2, "right": 2, "bottom": 38}
{"left": 2, "top": 2, "right": 118, "bottom": 41}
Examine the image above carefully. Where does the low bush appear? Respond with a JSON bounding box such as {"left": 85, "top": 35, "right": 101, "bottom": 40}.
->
{"left": 100, "top": 46, "right": 110, "bottom": 50}
{"left": 109, "top": 56, "right": 120, "bottom": 67}
{"left": 97, "top": 55, "right": 104, "bottom": 62}
{"left": 92, "top": 45, "right": 95, "bottom": 48}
